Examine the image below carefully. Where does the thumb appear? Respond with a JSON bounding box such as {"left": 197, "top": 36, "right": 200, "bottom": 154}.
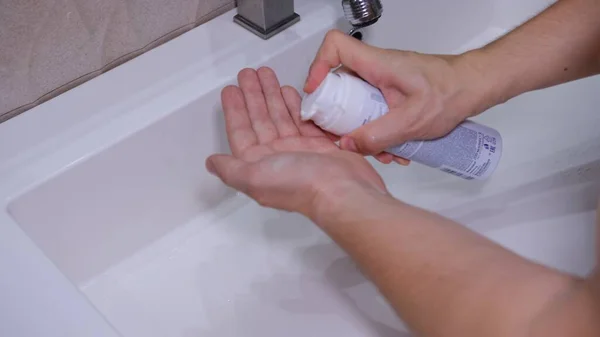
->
{"left": 345, "top": 99, "right": 422, "bottom": 155}
{"left": 206, "top": 154, "right": 248, "bottom": 191}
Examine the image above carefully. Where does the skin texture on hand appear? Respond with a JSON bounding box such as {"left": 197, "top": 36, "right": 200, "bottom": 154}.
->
{"left": 206, "top": 67, "right": 387, "bottom": 219}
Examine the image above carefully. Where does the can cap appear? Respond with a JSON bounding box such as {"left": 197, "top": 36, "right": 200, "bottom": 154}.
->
{"left": 301, "top": 73, "right": 344, "bottom": 127}
{"left": 302, "top": 72, "right": 378, "bottom": 135}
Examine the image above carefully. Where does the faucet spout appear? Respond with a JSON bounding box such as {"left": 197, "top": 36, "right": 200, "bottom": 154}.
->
{"left": 342, "top": 0, "right": 383, "bottom": 28}
{"left": 234, "top": 0, "right": 301, "bottom": 40}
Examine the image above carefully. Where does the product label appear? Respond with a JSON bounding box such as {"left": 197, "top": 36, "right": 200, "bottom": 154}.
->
{"left": 342, "top": 76, "right": 501, "bottom": 181}
{"left": 439, "top": 166, "right": 477, "bottom": 180}
{"left": 387, "top": 123, "right": 500, "bottom": 180}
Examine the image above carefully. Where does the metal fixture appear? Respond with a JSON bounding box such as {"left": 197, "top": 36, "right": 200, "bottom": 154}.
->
{"left": 234, "top": 0, "right": 300, "bottom": 40}
{"left": 349, "top": 30, "right": 364, "bottom": 41}
{"left": 233, "top": 0, "right": 383, "bottom": 40}
{"left": 342, "top": 0, "right": 383, "bottom": 35}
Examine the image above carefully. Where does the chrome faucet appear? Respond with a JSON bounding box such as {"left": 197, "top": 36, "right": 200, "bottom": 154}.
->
{"left": 343, "top": 0, "right": 383, "bottom": 28}
{"left": 233, "top": 0, "right": 383, "bottom": 40}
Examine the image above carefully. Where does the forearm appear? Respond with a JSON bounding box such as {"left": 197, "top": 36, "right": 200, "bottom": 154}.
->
{"left": 311, "top": 191, "right": 592, "bottom": 337}
{"left": 530, "top": 208, "right": 600, "bottom": 337}
{"left": 461, "top": 0, "right": 600, "bottom": 110}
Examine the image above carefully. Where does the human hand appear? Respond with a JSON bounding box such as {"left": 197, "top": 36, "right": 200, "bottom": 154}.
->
{"left": 206, "top": 67, "right": 388, "bottom": 220}
{"left": 304, "top": 30, "right": 490, "bottom": 162}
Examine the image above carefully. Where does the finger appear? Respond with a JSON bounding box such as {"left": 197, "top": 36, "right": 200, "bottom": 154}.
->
{"left": 281, "top": 86, "right": 328, "bottom": 138}
{"left": 341, "top": 137, "right": 400, "bottom": 164}
{"left": 221, "top": 85, "right": 258, "bottom": 157}
{"left": 238, "top": 68, "right": 279, "bottom": 143}
{"left": 206, "top": 154, "right": 249, "bottom": 192}
{"left": 256, "top": 67, "right": 299, "bottom": 137}
{"left": 374, "top": 153, "right": 394, "bottom": 164}
{"left": 393, "top": 157, "right": 411, "bottom": 166}
{"left": 304, "top": 30, "right": 381, "bottom": 93}
{"left": 342, "top": 137, "right": 390, "bottom": 163}
{"left": 346, "top": 98, "right": 424, "bottom": 155}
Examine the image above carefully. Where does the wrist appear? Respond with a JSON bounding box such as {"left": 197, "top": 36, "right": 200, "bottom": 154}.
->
{"left": 307, "top": 182, "right": 402, "bottom": 229}
{"left": 451, "top": 48, "right": 512, "bottom": 116}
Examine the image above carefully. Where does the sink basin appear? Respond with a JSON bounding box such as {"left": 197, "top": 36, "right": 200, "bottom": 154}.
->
{"left": 1, "top": 0, "right": 598, "bottom": 336}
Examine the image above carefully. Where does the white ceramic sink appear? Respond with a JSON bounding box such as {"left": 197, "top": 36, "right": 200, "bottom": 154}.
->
{"left": 1, "top": 0, "right": 598, "bottom": 336}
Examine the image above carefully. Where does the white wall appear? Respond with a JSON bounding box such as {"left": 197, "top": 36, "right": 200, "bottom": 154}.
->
{"left": 492, "top": 0, "right": 556, "bottom": 30}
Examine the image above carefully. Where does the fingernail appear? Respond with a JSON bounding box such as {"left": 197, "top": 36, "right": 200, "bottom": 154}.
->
{"left": 303, "top": 80, "right": 313, "bottom": 93}
{"left": 377, "top": 154, "right": 393, "bottom": 164}
{"left": 206, "top": 160, "right": 216, "bottom": 176}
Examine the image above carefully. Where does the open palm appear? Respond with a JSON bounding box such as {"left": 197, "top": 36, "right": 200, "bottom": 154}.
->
{"left": 206, "top": 67, "right": 387, "bottom": 216}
